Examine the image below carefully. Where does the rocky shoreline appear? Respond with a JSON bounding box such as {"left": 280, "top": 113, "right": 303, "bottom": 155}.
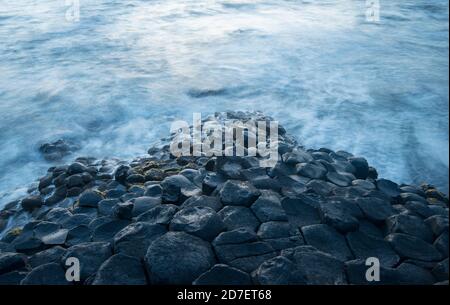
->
{"left": 0, "top": 111, "right": 448, "bottom": 285}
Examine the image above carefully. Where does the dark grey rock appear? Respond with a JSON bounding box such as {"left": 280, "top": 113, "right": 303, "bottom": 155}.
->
{"left": 28, "top": 246, "right": 66, "bottom": 268}
{"left": 312, "top": 151, "right": 333, "bottom": 162}
{"left": 428, "top": 205, "right": 448, "bottom": 217}
{"left": 386, "top": 233, "right": 442, "bottom": 262}
{"left": 92, "top": 254, "right": 147, "bottom": 285}
{"left": 219, "top": 180, "right": 261, "bottom": 207}
{"left": 72, "top": 206, "right": 98, "bottom": 218}
{"left": 399, "top": 192, "right": 428, "bottom": 204}
{"left": 41, "top": 229, "right": 69, "bottom": 246}
{"left": 296, "top": 161, "right": 327, "bottom": 179}
{"left": 66, "top": 174, "right": 84, "bottom": 188}
{"left": 400, "top": 185, "right": 426, "bottom": 196}
{"left": 432, "top": 258, "right": 449, "bottom": 282}
{"left": 113, "top": 222, "right": 166, "bottom": 258}
{"left": 352, "top": 179, "right": 375, "bottom": 190}
{"left": 214, "top": 241, "right": 274, "bottom": 263}
{"left": 135, "top": 204, "right": 179, "bottom": 225}
{"left": 326, "top": 171, "right": 354, "bottom": 187}
{"left": 0, "top": 242, "right": 15, "bottom": 253}
{"left": 348, "top": 157, "right": 369, "bottom": 179}
{"left": 281, "top": 197, "right": 321, "bottom": 228}
{"left": 21, "top": 196, "right": 43, "bottom": 211}
{"left": 91, "top": 219, "right": 130, "bottom": 242}
{"left": 228, "top": 252, "right": 277, "bottom": 273}
{"left": 405, "top": 201, "right": 434, "bottom": 218}
{"left": 346, "top": 231, "right": 400, "bottom": 267}
{"left": 263, "top": 236, "right": 304, "bottom": 251}
{"left": 45, "top": 192, "right": 66, "bottom": 205}
{"left": 105, "top": 188, "right": 126, "bottom": 199}
{"left": 193, "top": 264, "right": 252, "bottom": 285}
{"left": 98, "top": 199, "right": 119, "bottom": 216}
{"left": 128, "top": 185, "right": 145, "bottom": 196}
{"left": 61, "top": 214, "right": 93, "bottom": 230}
{"left": 161, "top": 174, "right": 200, "bottom": 203}
{"left": 65, "top": 225, "right": 91, "bottom": 247}
{"left": 395, "top": 263, "right": 436, "bottom": 285}
{"left": 53, "top": 173, "right": 68, "bottom": 187}
{"left": 113, "top": 202, "right": 134, "bottom": 220}
{"left": 257, "top": 221, "right": 298, "bottom": 239}
{"left": 241, "top": 168, "right": 281, "bottom": 192}
{"left": 217, "top": 206, "right": 260, "bottom": 232}
{"left": 306, "top": 179, "right": 335, "bottom": 196}
{"left": 62, "top": 242, "right": 112, "bottom": 281}
{"left": 114, "top": 165, "right": 130, "bottom": 184}
{"left": 358, "top": 220, "right": 384, "bottom": 239}
{"left": 67, "top": 162, "right": 88, "bottom": 175}
{"left": 202, "top": 173, "right": 225, "bottom": 195}
{"left": 253, "top": 256, "right": 306, "bottom": 285}
{"left": 434, "top": 231, "right": 449, "bottom": 257}
{"left": 332, "top": 160, "right": 356, "bottom": 175}
{"left": 0, "top": 252, "right": 27, "bottom": 275}
{"left": 78, "top": 190, "right": 103, "bottom": 207}
{"left": 12, "top": 231, "right": 44, "bottom": 255}
{"left": 127, "top": 174, "right": 146, "bottom": 184}
{"left": 425, "top": 215, "right": 449, "bottom": 236}
{"left": 144, "top": 184, "right": 163, "bottom": 197}
{"left": 145, "top": 168, "right": 166, "bottom": 182}
{"left": 356, "top": 197, "right": 395, "bottom": 223}
{"left": 0, "top": 270, "right": 28, "bottom": 285}
{"left": 278, "top": 176, "right": 308, "bottom": 197}
{"left": 268, "top": 161, "right": 297, "bottom": 177}
{"left": 45, "top": 208, "right": 72, "bottom": 223}
{"left": 181, "top": 195, "right": 222, "bottom": 212}
{"left": 64, "top": 186, "right": 78, "bottom": 197}
{"left": 376, "top": 179, "right": 401, "bottom": 198}
{"left": 250, "top": 192, "right": 287, "bottom": 222}
{"left": 21, "top": 263, "right": 69, "bottom": 285}
{"left": 319, "top": 200, "right": 360, "bottom": 233}
{"left": 345, "top": 259, "right": 434, "bottom": 285}
{"left": 386, "top": 214, "right": 433, "bottom": 243}
{"left": 88, "top": 216, "right": 112, "bottom": 230}
{"left": 302, "top": 224, "right": 353, "bottom": 262}
{"left": 256, "top": 221, "right": 304, "bottom": 250}
{"left": 287, "top": 246, "right": 346, "bottom": 285}
{"left": 170, "top": 206, "right": 225, "bottom": 241}
{"left": 213, "top": 228, "right": 258, "bottom": 246}
{"left": 131, "top": 196, "right": 161, "bottom": 217}
{"left": 282, "top": 150, "right": 313, "bottom": 165}
{"left": 216, "top": 160, "right": 244, "bottom": 179}
{"left": 145, "top": 232, "right": 215, "bottom": 284}
{"left": 33, "top": 221, "right": 61, "bottom": 239}
{"left": 38, "top": 174, "right": 53, "bottom": 191}
{"left": 332, "top": 186, "right": 366, "bottom": 198}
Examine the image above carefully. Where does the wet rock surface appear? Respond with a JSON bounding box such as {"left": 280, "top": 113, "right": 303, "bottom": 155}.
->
{"left": 0, "top": 111, "right": 448, "bottom": 285}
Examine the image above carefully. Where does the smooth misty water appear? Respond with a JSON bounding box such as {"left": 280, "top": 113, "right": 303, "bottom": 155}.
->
{"left": 0, "top": 0, "right": 448, "bottom": 208}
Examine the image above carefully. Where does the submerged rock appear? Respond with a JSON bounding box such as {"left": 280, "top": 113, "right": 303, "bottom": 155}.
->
{"left": 39, "top": 139, "right": 78, "bottom": 162}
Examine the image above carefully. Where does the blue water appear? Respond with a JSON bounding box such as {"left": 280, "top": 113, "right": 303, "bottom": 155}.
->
{"left": 0, "top": 0, "right": 448, "bottom": 208}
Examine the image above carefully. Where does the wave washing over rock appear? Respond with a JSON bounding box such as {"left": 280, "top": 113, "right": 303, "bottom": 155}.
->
{"left": 0, "top": 112, "right": 448, "bottom": 285}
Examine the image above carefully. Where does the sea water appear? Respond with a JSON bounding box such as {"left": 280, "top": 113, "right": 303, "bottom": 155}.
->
{"left": 0, "top": 0, "right": 448, "bottom": 209}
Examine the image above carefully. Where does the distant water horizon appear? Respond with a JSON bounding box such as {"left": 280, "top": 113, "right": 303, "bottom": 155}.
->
{"left": 0, "top": 0, "right": 448, "bottom": 208}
